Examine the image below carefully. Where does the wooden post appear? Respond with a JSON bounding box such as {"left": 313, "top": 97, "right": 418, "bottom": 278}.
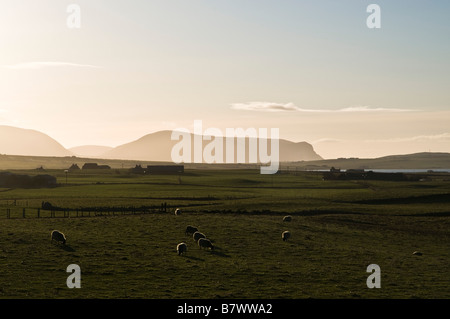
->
{"left": 22, "top": 208, "right": 25, "bottom": 218}
{"left": 37, "top": 208, "right": 40, "bottom": 218}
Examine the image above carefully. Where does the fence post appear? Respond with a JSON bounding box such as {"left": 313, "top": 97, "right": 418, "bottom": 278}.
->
{"left": 37, "top": 208, "right": 40, "bottom": 218}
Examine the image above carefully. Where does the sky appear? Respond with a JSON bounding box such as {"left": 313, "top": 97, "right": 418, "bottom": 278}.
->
{"left": 0, "top": 0, "right": 449, "bottom": 159}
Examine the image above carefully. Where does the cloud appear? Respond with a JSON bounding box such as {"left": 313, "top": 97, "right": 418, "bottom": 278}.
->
{"left": 1, "top": 62, "right": 101, "bottom": 70}
{"left": 311, "top": 138, "right": 344, "bottom": 144}
{"left": 231, "top": 102, "right": 414, "bottom": 113}
{"left": 231, "top": 102, "right": 300, "bottom": 112}
{"left": 336, "top": 106, "right": 413, "bottom": 112}
{"left": 367, "top": 133, "right": 450, "bottom": 143}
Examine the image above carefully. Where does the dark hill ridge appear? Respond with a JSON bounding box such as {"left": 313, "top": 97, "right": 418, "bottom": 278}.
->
{"left": 0, "top": 152, "right": 449, "bottom": 170}
{"left": 299, "top": 152, "right": 450, "bottom": 170}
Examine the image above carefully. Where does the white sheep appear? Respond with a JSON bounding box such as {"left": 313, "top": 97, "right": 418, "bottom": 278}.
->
{"left": 51, "top": 230, "right": 66, "bottom": 245}
{"left": 282, "top": 231, "right": 291, "bottom": 241}
{"left": 193, "top": 231, "right": 206, "bottom": 242}
{"left": 177, "top": 242, "right": 187, "bottom": 255}
{"left": 283, "top": 215, "right": 292, "bottom": 222}
{"left": 198, "top": 238, "right": 214, "bottom": 250}
{"left": 175, "top": 208, "right": 182, "bottom": 215}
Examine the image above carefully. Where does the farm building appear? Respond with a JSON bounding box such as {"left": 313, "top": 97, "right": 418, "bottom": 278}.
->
{"left": 130, "top": 165, "right": 146, "bottom": 174}
{"left": 69, "top": 163, "right": 80, "bottom": 170}
{"left": 82, "top": 163, "right": 111, "bottom": 170}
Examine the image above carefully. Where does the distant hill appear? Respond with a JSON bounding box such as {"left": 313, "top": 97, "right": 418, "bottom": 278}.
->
{"left": 69, "top": 145, "right": 114, "bottom": 158}
{"left": 0, "top": 126, "right": 72, "bottom": 157}
{"left": 0, "top": 152, "right": 449, "bottom": 171}
{"left": 101, "top": 130, "right": 323, "bottom": 162}
{"left": 0, "top": 126, "right": 323, "bottom": 163}
{"left": 295, "top": 152, "right": 450, "bottom": 170}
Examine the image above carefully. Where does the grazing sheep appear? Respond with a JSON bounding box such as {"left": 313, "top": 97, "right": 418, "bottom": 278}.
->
{"left": 282, "top": 231, "right": 291, "bottom": 241}
{"left": 413, "top": 251, "right": 423, "bottom": 256}
{"left": 198, "top": 238, "right": 214, "bottom": 250}
{"left": 177, "top": 242, "right": 187, "bottom": 256}
{"left": 193, "top": 231, "right": 206, "bottom": 242}
{"left": 185, "top": 225, "right": 198, "bottom": 236}
{"left": 283, "top": 215, "right": 292, "bottom": 222}
{"left": 51, "top": 230, "right": 66, "bottom": 245}
{"left": 174, "top": 208, "right": 182, "bottom": 215}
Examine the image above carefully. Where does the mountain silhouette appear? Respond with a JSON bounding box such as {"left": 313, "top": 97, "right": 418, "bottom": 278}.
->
{"left": 0, "top": 125, "right": 72, "bottom": 157}
{"left": 101, "top": 130, "right": 323, "bottom": 162}
{"left": 0, "top": 126, "right": 323, "bottom": 162}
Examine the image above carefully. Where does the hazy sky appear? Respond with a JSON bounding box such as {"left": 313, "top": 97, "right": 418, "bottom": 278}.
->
{"left": 1, "top": 0, "right": 449, "bottom": 159}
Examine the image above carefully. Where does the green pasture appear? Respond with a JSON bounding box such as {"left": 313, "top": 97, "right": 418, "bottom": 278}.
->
{"left": 0, "top": 169, "right": 449, "bottom": 298}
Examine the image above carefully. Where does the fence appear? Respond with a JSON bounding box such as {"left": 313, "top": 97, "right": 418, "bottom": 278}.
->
{"left": 3, "top": 203, "right": 171, "bottom": 219}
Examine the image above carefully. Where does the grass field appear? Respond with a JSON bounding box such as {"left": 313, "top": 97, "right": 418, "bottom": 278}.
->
{"left": 0, "top": 169, "right": 449, "bottom": 299}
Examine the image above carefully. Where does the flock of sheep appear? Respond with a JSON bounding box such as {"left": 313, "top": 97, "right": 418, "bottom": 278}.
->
{"left": 175, "top": 209, "right": 293, "bottom": 256}
{"left": 48, "top": 209, "right": 293, "bottom": 256}
{"left": 175, "top": 208, "right": 214, "bottom": 256}
{"left": 176, "top": 223, "right": 214, "bottom": 256}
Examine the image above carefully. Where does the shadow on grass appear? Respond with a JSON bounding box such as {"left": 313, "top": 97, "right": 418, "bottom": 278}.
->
{"left": 209, "top": 246, "right": 231, "bottom": 258}
{"left": 183, "top": 255, "right": 204, "bottom": 261}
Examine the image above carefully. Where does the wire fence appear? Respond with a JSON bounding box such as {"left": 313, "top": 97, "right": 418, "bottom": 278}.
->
{"left": 3, "top": 203, "right": 173, "bottom": 219}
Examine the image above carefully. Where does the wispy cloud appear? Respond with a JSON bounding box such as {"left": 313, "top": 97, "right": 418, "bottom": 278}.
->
{"left": 311, "top": 138, "right": 344, "bottom": 144}
{"left": 2, "top": 62, "right": 101, "bottom": 70}
{"left": 231, "top": 102, "right": 300, "bottom": 112}
{"left": 231, "top": 102, "right": 414, "bottom": 113}
{"left": 336, "top": 106, "right": 414, "bottom": 112}
{"left": 367, "top": 133, "right": 450, "bottom": 143}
